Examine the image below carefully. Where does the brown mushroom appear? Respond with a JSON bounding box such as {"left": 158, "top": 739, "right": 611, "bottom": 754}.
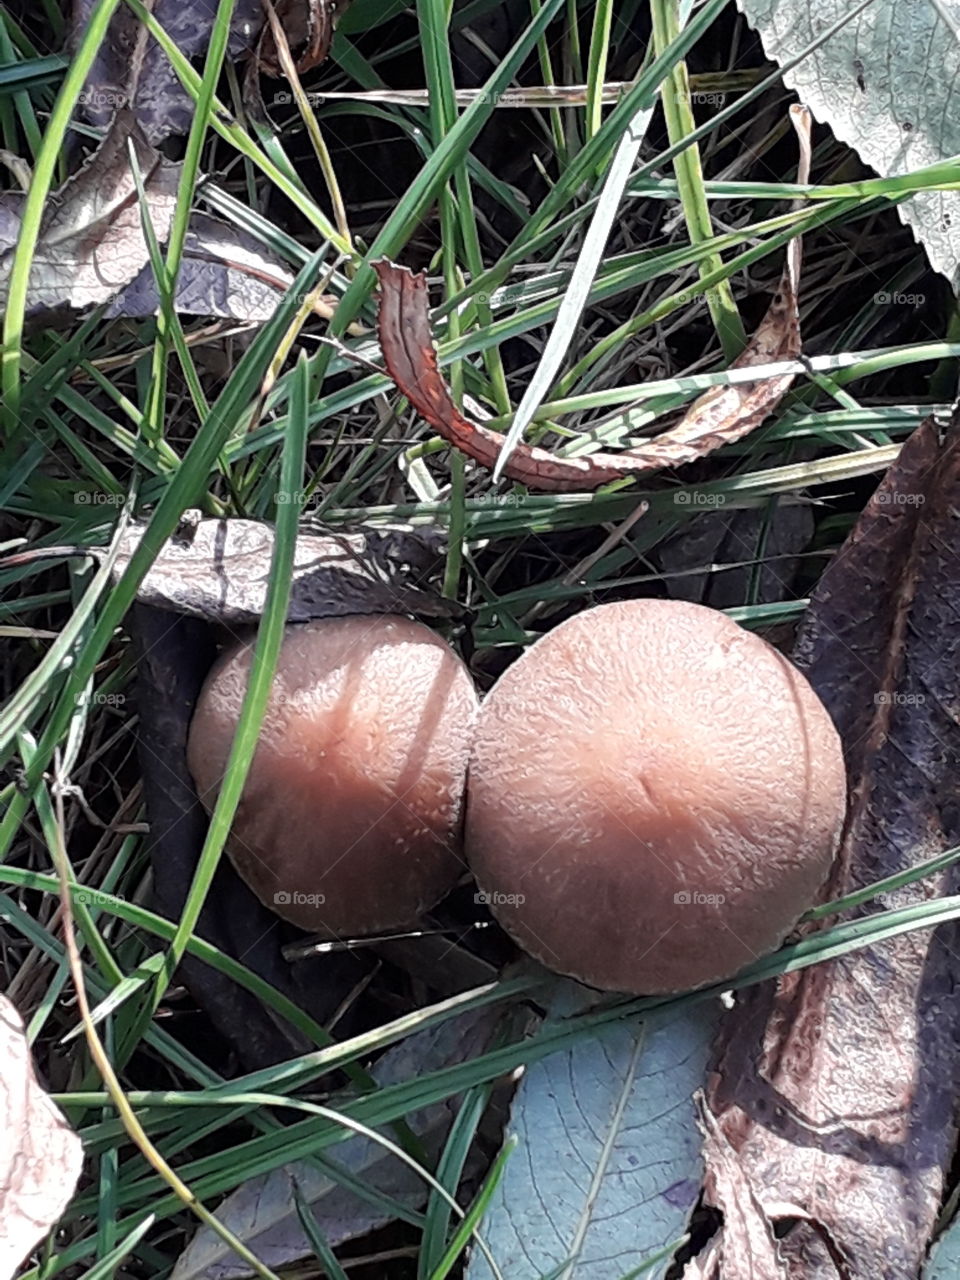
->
{"left": 464, "top": 599, "right": 846, "bottom": 994}
{"left": 187, "top": 615, "right": 478, "bottom": 935}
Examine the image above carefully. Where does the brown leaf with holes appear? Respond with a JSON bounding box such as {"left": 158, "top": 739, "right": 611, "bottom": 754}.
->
{"left": 692, "top": 413, "right": 960, "bottom": 1279}
{"left": 375, "top": 107, "right": 810, "bottom": 493}
{"left": 0, "top": 995, "right": 82, "bottom": 1276}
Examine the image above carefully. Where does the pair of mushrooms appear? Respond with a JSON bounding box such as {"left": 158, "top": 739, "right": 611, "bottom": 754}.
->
{"left": 187, "top": 599, "right": 846, "bottom": 995}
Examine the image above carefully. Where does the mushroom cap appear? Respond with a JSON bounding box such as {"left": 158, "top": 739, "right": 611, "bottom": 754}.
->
{"left": 464, "top": 599, "right": 846, "bottom": 994}
{"left": 187, "top": 615, "right": 478, "bottom": 935}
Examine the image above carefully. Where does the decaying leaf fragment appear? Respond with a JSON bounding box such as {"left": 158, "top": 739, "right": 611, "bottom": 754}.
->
{"left": 0, "top": 995, "right": 82, "bottom": 1276}
{"left": 690, "top": 414, "right": 960, "bottom": 1279}
{"left": 0, "top": 142, "right": 320, "bottom": 324}
{"left": 114, "top": 513, "right": 460, "bottom": 624}
{"left": 693, "top": 1098, "right": 786, "bottom": 1280}
{"left": 256, "top": 0, "right": 344, "bottom": 77}
{"left": 375, "top": 106, "right": 811, "bottom": 493}
{"left": 73, "top": 0, "right": 263, "bottom": 143}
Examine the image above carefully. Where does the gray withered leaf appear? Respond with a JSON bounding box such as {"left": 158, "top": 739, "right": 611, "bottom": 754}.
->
{"left": 110, "top": 511, "right": 462, "bottom": 626}
{"left": 0, "top": 175, "right": 301, "bottom": 324}
{"left": 736, "top": 0, "right": 960, "bottom": 289}
{"left": 467, "top": 980, "right": 720, "bottom": 1280}
{"left": 171, "top": 1007, "right": 510, "bottom": 1280}
{"left": 0, "top": 192, "right": 21, "bottom": 255}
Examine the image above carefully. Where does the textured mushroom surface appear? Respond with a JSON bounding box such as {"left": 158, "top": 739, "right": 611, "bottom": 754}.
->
{"left": 465, "top": 599, "right": 847, "bottom": 994}
{"left": 188, "top": 615, "right": 478, "bottom": 934}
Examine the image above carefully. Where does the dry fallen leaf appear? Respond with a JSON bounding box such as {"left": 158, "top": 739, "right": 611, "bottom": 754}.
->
{"left": 695, "top": 1097, "right": 787, "bottom": 1280}
{"left": 3, "top": 513, "right": 461, "bottom": 627}
{"left": 692, "top": 413, "right": 960, "bottom": 1279}
{"left": 0, "top": 196, "right": 347, "bottom": 326}
{"left": 114, "top": 513, "right": 461, "bottom": 625}
{"left": 375, "top": 106, "right": 811, "bottom": 493}
{"left": 0, "top": 110, "right": 180, "bottom": 314}
{"left": 105, "top": 212, "right": 313, "bottom": 323}
{"left": 0, "top": 994, "right": 82, "bottom": 1277}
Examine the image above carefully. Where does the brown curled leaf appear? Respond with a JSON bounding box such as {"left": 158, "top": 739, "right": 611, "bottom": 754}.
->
{"left": 374, "top": 259, "right": 625, "bottom": 492}
{"left": 375, "top": 105, "right": 811, "bottom": 494}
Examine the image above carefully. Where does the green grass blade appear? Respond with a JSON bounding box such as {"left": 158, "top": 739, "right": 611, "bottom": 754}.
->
{"left": 1, "top": 0, "right": 123, "bottom": 427}
{"left": 147, "top": 351, "right": 310, "bottom": 1013}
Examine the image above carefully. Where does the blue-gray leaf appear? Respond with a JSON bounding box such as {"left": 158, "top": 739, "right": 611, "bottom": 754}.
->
{"left": 467, "top": 983, "right": 719, "bottom": 1280}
